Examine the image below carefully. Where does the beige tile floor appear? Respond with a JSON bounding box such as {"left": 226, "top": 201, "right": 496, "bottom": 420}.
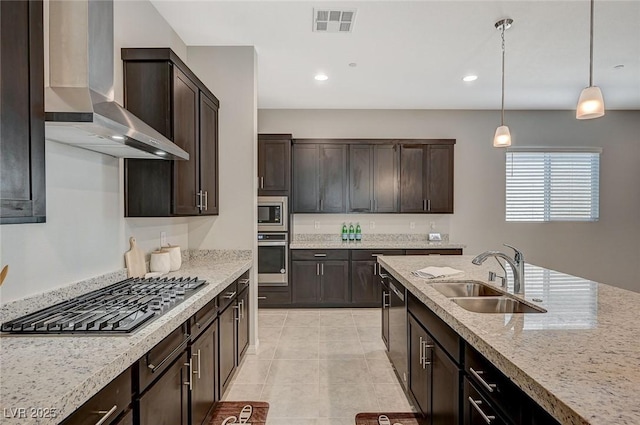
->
{"left": 222, "top": 308, "right": 414, "bottom": 424}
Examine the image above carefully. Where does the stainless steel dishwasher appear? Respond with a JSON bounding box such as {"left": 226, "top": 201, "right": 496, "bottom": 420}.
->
{"left": 388, "top": 276, "right": 408, "bottom": 389}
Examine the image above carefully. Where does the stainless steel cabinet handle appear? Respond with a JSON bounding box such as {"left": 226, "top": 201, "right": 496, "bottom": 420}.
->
{"left": 423, "top": 199, "right": 427, "bottom": 211}
{"left": 321, "top": 263, "right": 324, "bottom": 275}
{"left": 470, "top": 368, "right": 497, "bottom": 393}
{"left": 196, "top": 191, "right": 203, "bottom": 209}
{"left": 239, "top": 278, "right": 250, "bottom": 285}
{"left": 184, "top": 358, "right": 193, "bottom": 391}
{"left": 260, "top": 176, "right": 264, "bottom": 189}
{"left": 370, "top": 199, "right": 373, "bottom": 210}
{"left": 379, "top": 272, "right": 389, "bottom": 279}
{"left": 192, "top": 349, "right": 201, "bottom": 379}
{"left": 373, "top": 263, "right": 378, "bottom": 276}
{"left": 382, "top": 292, "right": 390, "bottom": 308}
{"left": 223, "top": 291, "right": 237, "bottom": 299}
{"left": 421, "top": 339, "right": 434, "bottom": 368}
{"left": 204, "top": 191, "right": 208, "bottom": 210}
{"left": 468, "top": 397, "right": 495, "bottom": 424}
{"left": 239, "top": 299, "right": 245, "bottom": 319}
{"left": 147, "top": 334, "right": 191, "bottom": 373}
{"left": 317, "top": 263, "right": 320, "bottom": 276}
{"left": 313, "top": 253, "right": 327, "bottom": 257}
{"left": 233, "top": 305, "right": 240, "bottom": 322}
{"left": 258, "top": 296, "right": 267, "bottom": 300}
{"left": 419, "top": 336, "right": 425, "bottom": 366}
{"left": 320, "top": 198, "right": 324, "bottom": 211}
{"left": 427, "top": 199, "right": 431, "bottom": 211}
{"left": 94, "top": 405, "right": 118, "bottom": 425}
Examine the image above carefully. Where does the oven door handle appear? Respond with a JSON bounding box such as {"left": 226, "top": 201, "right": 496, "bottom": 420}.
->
{"left": 258, "top": 242, "right": 288, "bottom": 246}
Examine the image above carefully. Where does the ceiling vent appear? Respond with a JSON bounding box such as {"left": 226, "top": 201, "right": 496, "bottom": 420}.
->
{"left": 313, "top": 9, "right": 356, "bottom": 33}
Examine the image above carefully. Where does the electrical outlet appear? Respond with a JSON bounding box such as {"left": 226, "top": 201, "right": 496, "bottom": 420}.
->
{"left": 160, "top": 232, "right": 167, "bottom": 247}
{"left": 369, "top": 221, "right": 375, "bottom": 230}
{"left": 410, "top": 222, "right": 416, "bottom": 229}
{"left": 314, "top": 221, "right": 320, "bottom": 229}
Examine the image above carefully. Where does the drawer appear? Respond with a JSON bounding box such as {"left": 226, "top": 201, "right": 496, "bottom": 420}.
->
{"left": 464, "top": 377, "right": 511, "bottom": 425}
{"left": 237, "top": 270, "right": 250, "bottom": 293}
{"left": 291, "top": 249, "right": 349, "bottom": 261}
{"left": 258, "top": 288, "right": 291, "bottom": 306}
{"left": 407, "top": 292, "right": 461, "bottom": 364}
{"left": 405, "top": 249, "right": 463, "bottom": 255}
{"left": 60, "top": 369, "right": 131, "bottom": 425}
{"left": 218, "top": 280, "right": 239, "bottom": 311}
{"left": 190, "top": 297, "right": 218, "bottom": 340}
{"left": 465, "top": 345, "right": 522, "bottom": 424}
{"left": 351, "top": 249, "right": 404, "bottom": 261}
{"left": 138, "top": 322, "right": 189, "bottom": 392}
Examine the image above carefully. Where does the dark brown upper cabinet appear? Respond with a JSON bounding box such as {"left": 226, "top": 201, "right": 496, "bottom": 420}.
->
{"left": 292, "top": 142, "right": 347, "bottom": 213}
{"left": 0, "top": 0, "right": 45, "bottom": 224}
{"left": 349, "top": 144, "right": 399, "bottom": 213}
{"left": 122, "top": 48, "right": 219, "bottom": 217}
{"left": 400, "top": 141, "right": 454, "bottom": 213}
{"left": 258, "top": 134, "right": 291, "bottom": 196}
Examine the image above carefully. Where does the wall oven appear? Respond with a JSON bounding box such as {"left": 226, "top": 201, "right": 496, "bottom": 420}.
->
{"left": 258, "top": 196, "right": 288, "bottom": 232}
{"left": 257, "top": 232, "right": 288, "bottom": 286}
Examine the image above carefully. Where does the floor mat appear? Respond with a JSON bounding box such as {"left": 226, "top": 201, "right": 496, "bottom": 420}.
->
{"left": 355, "top": 412, "right": 428, "bottom": 425}
{"left": 206, "top": 401, "right": 269, "bottom": 424}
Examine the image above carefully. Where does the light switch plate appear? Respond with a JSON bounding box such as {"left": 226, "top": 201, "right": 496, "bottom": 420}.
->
{"left": 428, "top": 232, "right": 442, "bottom": 241}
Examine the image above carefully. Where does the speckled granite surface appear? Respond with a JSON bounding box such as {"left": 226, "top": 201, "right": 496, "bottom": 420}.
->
{"left": 0, "top": 250, "right": 252, "bottom": 425}
{"left": 377, "top": 255, "right": 640, "bottom": 425}
{"left": 290, "top": 233, "right": 465, "bottom": 250}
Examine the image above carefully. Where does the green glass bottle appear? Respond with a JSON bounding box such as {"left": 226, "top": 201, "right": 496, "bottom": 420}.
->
{"left": 341, "top": 223, "right": 348, "bottom": 242}
{"left": 348, "top": 223, "right": 355, "bottom": 241}
{"left": 355, "top": 223, "right": 362, "bottom": 241}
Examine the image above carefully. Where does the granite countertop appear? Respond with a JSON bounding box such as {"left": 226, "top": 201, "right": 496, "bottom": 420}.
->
{"left": 377, "top": 255, "right": 640, "bottom": 425}
{"left": 0, "top": 251, "right": 252, "bottom": 425}
{"left": 289, "top": 233, "right": 465, "bottom": 250}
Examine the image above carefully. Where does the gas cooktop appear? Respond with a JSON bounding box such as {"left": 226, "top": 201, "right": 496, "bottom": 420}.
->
{"left": 1, "top": 276, "right": 207, "bottom": 335}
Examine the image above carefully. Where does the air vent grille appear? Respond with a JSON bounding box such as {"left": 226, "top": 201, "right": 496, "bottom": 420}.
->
{"left": 313, "top": 8, "right": 356, "bottom": 33}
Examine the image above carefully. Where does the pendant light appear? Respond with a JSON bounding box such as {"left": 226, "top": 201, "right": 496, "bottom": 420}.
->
{"left": 493, "top": 18, "right": 513, "bottom": 148}
{"left": 576, "top": 0, "right": 605, "bottom": 119}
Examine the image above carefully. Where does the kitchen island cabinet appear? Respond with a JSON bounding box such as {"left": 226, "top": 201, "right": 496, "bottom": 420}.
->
{"left": 377, "top": 254, "right": 638, "bottom": 425}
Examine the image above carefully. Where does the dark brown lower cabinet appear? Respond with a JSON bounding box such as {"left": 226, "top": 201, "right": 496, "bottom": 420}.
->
{"left": 237, "top": 288, "right": 250, "bottom": 362}
{"left": 291, "top": 260, "right": 349, "bottom": 305}
{"left": 218, "top": 302, "right": 237, "bottom": 398}
{"left": 139, "top": 352, "right": 189, "bottom": 425}
{"left": 190, "top": 321, "right": 217, "bottom": 425}
{"left": 464, "top": 378, "right": 509, "bottom": 425}
{"left": 351, "top": 260, "right": 379, "bottom": 305}
{"left": 408, "top": 314, "right": 431, "bottom": 414}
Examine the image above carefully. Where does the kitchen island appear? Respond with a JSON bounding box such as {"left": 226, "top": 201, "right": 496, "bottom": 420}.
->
{"left": 0, "top": 250, "right": 252, "bottom": 425}
{"left": 377, "top": 255, "right": 640, "bottom": 425}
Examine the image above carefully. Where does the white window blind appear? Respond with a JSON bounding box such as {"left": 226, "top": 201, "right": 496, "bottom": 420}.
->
{"left": 506, "top": 150, "right": 600, "bottom": 222}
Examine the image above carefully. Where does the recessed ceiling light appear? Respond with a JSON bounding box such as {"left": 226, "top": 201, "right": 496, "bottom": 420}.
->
{"left": 111, "top": 135, "right": 125, "bottom": 140}
{"left": 348, "top": 62, "right": 357, "bottom": 68}
{"left": 462, "top": 75, "right": 478, "bottom": 82}
{"left": 155, "top": 151, "right": 167, "bottom": 156}
{"left": 314, "top": 74, "right": 329, "bottom": 81}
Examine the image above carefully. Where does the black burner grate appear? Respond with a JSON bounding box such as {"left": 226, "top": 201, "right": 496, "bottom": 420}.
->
{"left": 1, "top": 277, "right": 207, "bottom": 334}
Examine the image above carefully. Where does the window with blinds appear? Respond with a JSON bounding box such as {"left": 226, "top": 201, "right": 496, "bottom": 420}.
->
{"left": 505, "top": 150, "right": 600, "bottom": 222}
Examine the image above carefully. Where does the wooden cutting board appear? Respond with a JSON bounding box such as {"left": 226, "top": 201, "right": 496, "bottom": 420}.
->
{"left": 124, "top": 237, "right": 146, "bottom": 278}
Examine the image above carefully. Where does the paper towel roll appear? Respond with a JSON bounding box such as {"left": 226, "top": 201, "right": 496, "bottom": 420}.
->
{"left": 150, "top": 251, "right": 171, "bottom": 274}
{"left": 162, "top": 245, "right": 182, "bottom": 271}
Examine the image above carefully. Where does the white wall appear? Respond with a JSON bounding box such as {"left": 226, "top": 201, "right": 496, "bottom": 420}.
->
{"left": 259, "top": 109, "right": 640, "bottom": 292}
{"left": 0, "top": 0, "right": 190, "bottom": 303}
{"left": 186, "top": 46, "right": 258, "bottom": 346}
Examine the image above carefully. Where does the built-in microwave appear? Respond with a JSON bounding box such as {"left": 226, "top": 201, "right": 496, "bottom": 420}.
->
{"left": 257, "top": 196, "right": 288, "bottom": 232}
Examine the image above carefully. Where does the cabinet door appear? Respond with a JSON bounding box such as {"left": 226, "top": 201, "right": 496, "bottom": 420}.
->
{"left": 292, "top": 260, "right": 320, "bottom": 303}
{"left": 400, "top": 145, "right": 427, "bottom": 212}
{"left": 319, "top": 144, "right": 347, "bottom": 212}
{"left": 172, "top": 67, "right": 200, "bottom": 215}
{"left": 431, "top": 341, "right": 460, "bottom": 425}
{"left": 352, "top": 260, "right": 380, "bottom": 305}
{"left": 426, "top": 145, "right": 454, "bottom": 213}
{"left": 191, "top": 323, "right": 217, "bottom": 425}
{"left": 0, "top": 0, "right": 45, "bottom": 224}
{"left": 237, "top": 288, "right": 250, "bottom": 362}
{"left": 218, "top": 304, "right": 237, "bottom": 398}
{"left": 139, "top": 352, "right": 189, "bottom": 425}
{"left": 319, "top": 260, "right": 349, "bottom": 304}
{"left": 464, "top": 378, "right": 510, "bottom": 425}
{"left": 349, "top": 145, "right": 374, "bottom": 212}
{"left": 373, "top": 144, "right": 398, "bottom": 212}
{"left": 408, "top": 314, "right": 431, "bottom": 416}
{"left": 292, "top": 144, "right": 320, "bottom": 212}
{"left": 199, "top": 93, "right": 218, "bottom": 215}
{"left": 258, "top": 135, "right": 291, "bottom": 195}
{"left": 381, "top": 280, "right": 390, "bottom": 350}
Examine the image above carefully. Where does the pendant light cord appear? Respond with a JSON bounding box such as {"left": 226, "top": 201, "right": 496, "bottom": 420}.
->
{"left": 501, "top": 23, "right": 506, "bottom": 126}
{"left": 589, "top": 0, "right": 594, "bottom": 87}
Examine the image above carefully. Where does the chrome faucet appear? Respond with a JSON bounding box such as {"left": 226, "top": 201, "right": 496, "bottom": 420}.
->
{"left": 472, "top": 244, "right": 525, "bottom": 295}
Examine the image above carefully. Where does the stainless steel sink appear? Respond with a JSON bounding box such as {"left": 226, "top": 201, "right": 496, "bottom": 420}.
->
{"left": 451, "top": 297, "right": 546, "bottom": 314}
{"left": 432, "top": 282, "right": 504, "bottom": 298}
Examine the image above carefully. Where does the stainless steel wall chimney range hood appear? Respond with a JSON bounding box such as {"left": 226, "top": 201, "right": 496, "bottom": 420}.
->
{"left": 44, "top": 0, "right": 188, "bottom": 160}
